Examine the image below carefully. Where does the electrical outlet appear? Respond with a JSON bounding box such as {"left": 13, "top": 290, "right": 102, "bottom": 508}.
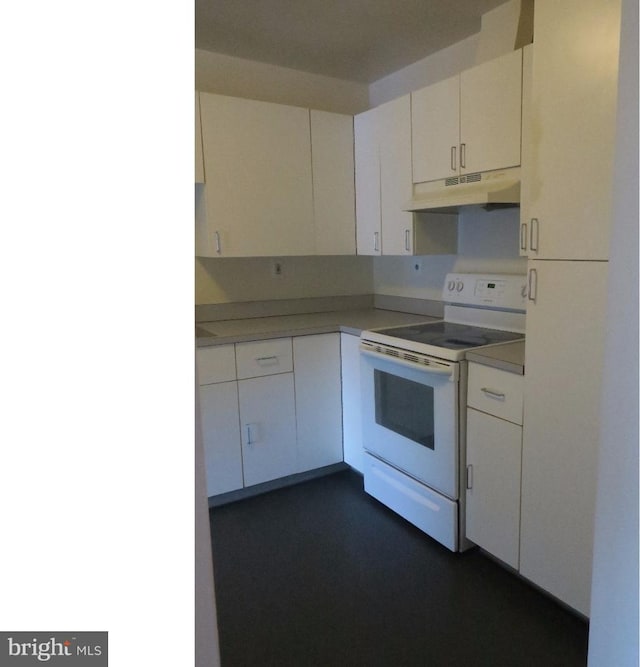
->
{"left": 272, "top": 261, "right": 283, "bottom": 277}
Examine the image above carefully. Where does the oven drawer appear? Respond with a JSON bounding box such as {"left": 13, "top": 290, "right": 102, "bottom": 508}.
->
{"left": 236, "top": 338, "right": 293, "bottom": 379}
{"left": 364, "top": 453, "right": 458, "bottom": 552}
{"left": 467, "top": 362, "right": 523, "bottom": 425}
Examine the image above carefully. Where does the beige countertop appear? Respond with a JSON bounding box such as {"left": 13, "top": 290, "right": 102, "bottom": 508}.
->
{"left": 466, "top": 340, "right": 526, "bottom": 375}
{"left": 196, "top": 308, "right": 439, "bottom": 346}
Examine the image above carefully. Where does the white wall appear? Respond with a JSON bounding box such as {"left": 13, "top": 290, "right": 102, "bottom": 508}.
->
{"left": 369, "top": 35, "right": 479, "bottom": 107}
{"left": 196, "top": 256, "right": 373, "bottom": 305}
{"left": 195, "top": 49, "right": 369, "bottom": 114}
{"left": 587, "top": 0, "right": 639, "bottom": 663}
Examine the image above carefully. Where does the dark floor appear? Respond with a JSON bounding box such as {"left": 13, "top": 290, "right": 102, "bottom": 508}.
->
{"left": 210, "top": 470, "right": 588, "bottom": 667}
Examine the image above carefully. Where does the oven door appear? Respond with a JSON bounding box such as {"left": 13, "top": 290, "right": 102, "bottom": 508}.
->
{"left": 360, "top": 343, "right": 459, "bottom": 500}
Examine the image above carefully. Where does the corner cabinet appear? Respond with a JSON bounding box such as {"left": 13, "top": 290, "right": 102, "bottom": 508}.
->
{"left": 412, "top": 49, "right": 522, "bottom": 183}
{"left": 340, "top": 333, "right": 364, "bottom": 473}
{"left": 354, "top": 95, "right": 457, "bottom": 256}
{"left": 465, "top": 363, "right": 524, "bottom": 570}
{"left": 310, "top": 111, "right": 356, "bottom": 255}
{"left": 293, "top": 334, "right": 344, "bottom": 472}
{"left": 355, "top": 96, "right": 413, "bottom": 255}
{"left": 196, "top": 93, "right": 355, "bottom": 258}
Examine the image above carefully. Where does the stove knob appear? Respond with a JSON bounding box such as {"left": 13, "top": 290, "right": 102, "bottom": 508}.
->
{"left": 447, "top": 280, "right": 456, "bottom": 291}
{"left": 456, "top": 281, "right": 464, "bottom": 292}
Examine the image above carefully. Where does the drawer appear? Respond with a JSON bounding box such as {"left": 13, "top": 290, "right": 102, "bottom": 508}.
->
{"left": 236, "top": 338, "right": 293, "bottom": 379}
{"left": 467, "top": 361, "right": 523, "bottom": 425}
{"left": 197, "top": 344, "right": 237, "bottom": 385}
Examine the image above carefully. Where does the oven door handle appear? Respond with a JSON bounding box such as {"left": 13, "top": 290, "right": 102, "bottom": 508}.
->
{"left": 360, "top": 346, "right": 456, "bottom": 378}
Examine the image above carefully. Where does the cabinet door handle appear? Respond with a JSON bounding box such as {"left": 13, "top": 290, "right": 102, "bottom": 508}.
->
{"left": 451, "top": 145, "right": 457, "bottom": 171}
{"left": 528, "top": 268, "right": 538, "bottom": 303}
{"left": 374, "top": 231, "right": 380, "bottom": 252}
{"left": 255, "top": 355, "right": 279, "bottom": 366}
{"left": 530, "top": 218, "right": 539, "bottom": 253}
{"left": 245, "top": 423, "right": 256, "bottom": 445}
{"left": 481, "top": 387, "right": 506, "bottom": 400}
{"left": 460, "top": 143, "right": 466, "bottom": 169}
{"left": 520, "top": 222, "right": 528, "bottom": 251}
{"left": 214, "top": 231, "right": 221, "bottom": 254}
{"left": 466, "top": 464, "right": 473, "bottom": 490}
{"left": 404, "top": 229, "right": 411, "bottom": 252}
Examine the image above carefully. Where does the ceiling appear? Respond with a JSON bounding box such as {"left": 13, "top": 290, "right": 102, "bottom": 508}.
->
{"left": 195, "top": 0, "right": 509, "bottom": 83}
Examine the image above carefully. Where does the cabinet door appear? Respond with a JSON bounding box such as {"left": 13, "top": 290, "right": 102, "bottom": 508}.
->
{"left": 379, "top": 95, "right": 414, "bottom": 255}
{"left": 340, "top": 333, "right": 364, "bottom": 473}
{"left": 525, "top": 0, "right": 620, "bottom": 260}
{"left": 519, "top": 45, "right": 534, "bottom": 257}
{"left": 465, "top": 408, "right": 522, "bottom": 569}
{"left": 195, "top": 92, "right": 205, "bottom": 184}
{"left": 238, "top": 373, "right": 297, "bottom": 487}
{"left": 520, "top": 259, "right": 609, "bottom": 615}
{"left": 293, "top": 334, "right": 343, "bottom": 473}
{"left": 199, "top": 381, "right": 243, "bottom": 496}
{"left": 411, "top": 75, "right": 460, "bottom": 183}
{"left": 199, "top": 93, "right": 315, "bottom": 257}
{"left": 354, "top": 107, "right": 381, "bottom": 255}
{"left": 310, "top": 111, "right": 356, "bottom": 255}
{"left": 460, "top": 49, "right": 522, "bottom": 176}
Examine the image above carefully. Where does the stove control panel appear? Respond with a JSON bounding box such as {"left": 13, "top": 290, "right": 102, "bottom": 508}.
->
{"left": 443, "top": 273, "right": 527, "bottom": 310}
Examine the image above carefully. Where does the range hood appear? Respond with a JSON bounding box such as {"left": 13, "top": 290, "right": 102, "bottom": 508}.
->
{"left": 406, "top": 168, "right": 521, "bottom": 214}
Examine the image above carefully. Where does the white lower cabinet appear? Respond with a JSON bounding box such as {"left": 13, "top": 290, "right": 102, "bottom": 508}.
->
{"left": 197, "top": 334, "right": 345, "bottom": 497}
{"left": 239, "top": 372, "right": 297, "bottom": 487}
{"left": 465, "top": 362, "right": 523, "bottom": 570}
{"left": 340, "top": 333, "right": 364, "bottom": 473}
{"left": 519, "top": 260, "right": 608, "bottom": 616}
{"left": 199, "top": 381, "right": 244, "bottom": 496}
{"left": 197, "top": 344, "right": 244, "bottom": 496}
{"left": 294, "top": 334, "right": 343, "bottom": 473}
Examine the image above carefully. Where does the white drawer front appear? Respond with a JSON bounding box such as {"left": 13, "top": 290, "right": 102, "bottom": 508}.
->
{"left": 236, "top": 338, "right": 293, "bottom": 379}
{"left": 467, "top": 362, "right": 523, "bottom": 425}
{"left": 197, "top": 344, "right": 237, "bottom": 385}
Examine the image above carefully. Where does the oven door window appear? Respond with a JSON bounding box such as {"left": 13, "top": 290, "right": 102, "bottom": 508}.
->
{"left": 374, "top": 369, "right": 435, "bottom": 449}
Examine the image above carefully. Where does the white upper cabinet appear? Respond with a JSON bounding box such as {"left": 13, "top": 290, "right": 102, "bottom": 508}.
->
{"left": 354, "top": 106, "right": 382, "bottom": 256}
{"left": 519, "top": 44, "right": 534, "bottom": 257}
{"left": 378, "top": 95, "right": 415, "bottom": 256}
{"left": 198, "top": 93, "right": 315, "bottom": 258}
{"left": 412, "top": 75, "right": 460, "bottom": 184}
{"left": 355, "top": 96, "right": 452, "bottom": 256}
{"left": 310, "top": 110, "right": 356, "bottom": 255}
{"left": 460, "top": 49, "right": 522, "bottom": 175}
{"left": 412, "top": 49, "right": 523, "bottom": 183}
{"left": 195, "top": 92, "right": 205, "bottom": 184}
{"left": 522, "top": 0, "right": 621, "bottom": 260}
{"left": 197, "top": 93, "right": 357, "bottom": 258}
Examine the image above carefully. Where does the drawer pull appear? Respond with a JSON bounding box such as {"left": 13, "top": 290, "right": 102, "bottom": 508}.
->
{"left": 466, "top": 464, "right": 473, "bottom": 490}
{"left": 481, "top": 387, "right": 506, "bottom": 400}
{"left": 255, "top": 356, "right": 279, "bottom": 366}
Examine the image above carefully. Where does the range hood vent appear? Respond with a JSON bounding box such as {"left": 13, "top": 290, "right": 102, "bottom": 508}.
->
{"left": 406, "top": 168, "right": 521, "bottom": 214}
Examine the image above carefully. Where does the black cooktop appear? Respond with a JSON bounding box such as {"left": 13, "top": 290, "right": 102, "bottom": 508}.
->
{"left": 378, "top": 321, "right": 524, "bottom": 351}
